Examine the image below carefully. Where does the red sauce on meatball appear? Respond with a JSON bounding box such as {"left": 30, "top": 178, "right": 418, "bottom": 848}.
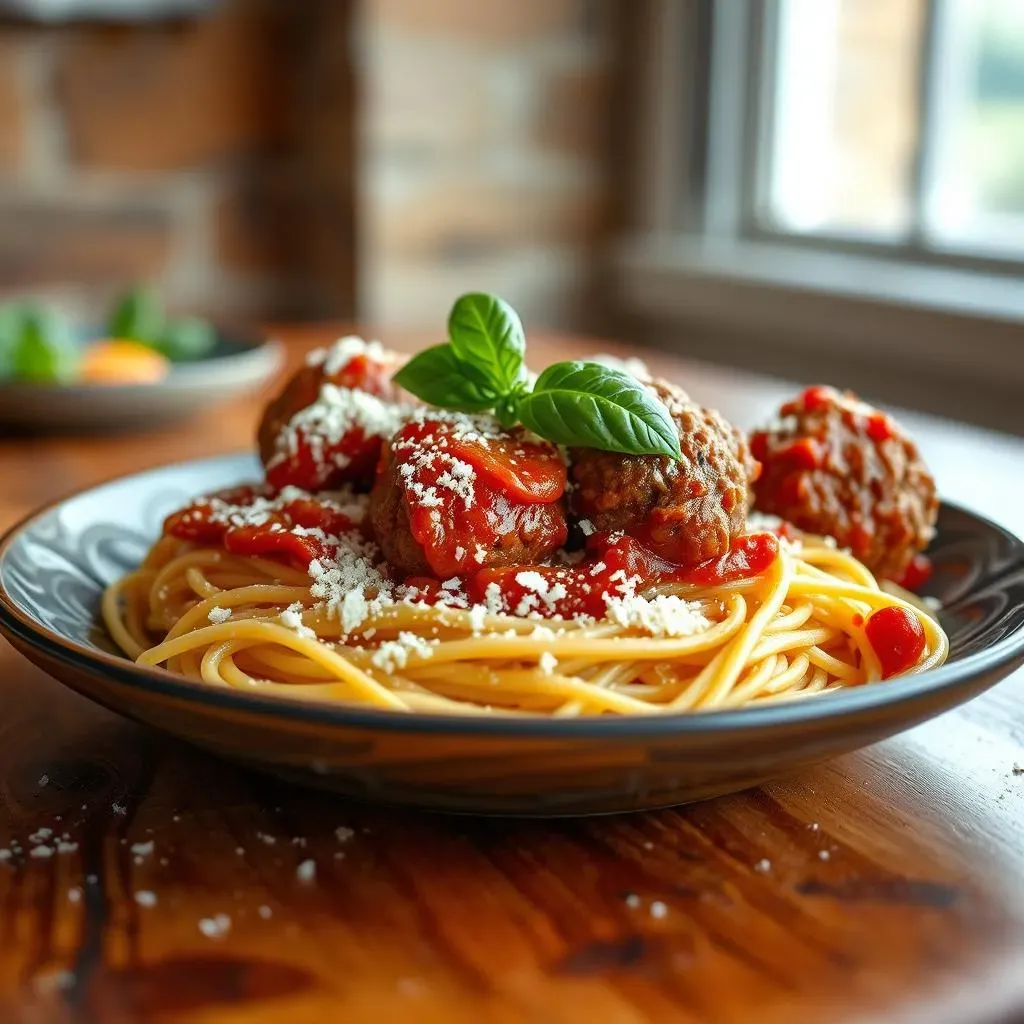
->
{"left": 751, "top": 385, "right": 937, "bottom": 580}
{"left": 372, "top": 415, "right": 568, "bottom": 579}
{"left": 258, "top": 341, "right": 407, "bottom": 494}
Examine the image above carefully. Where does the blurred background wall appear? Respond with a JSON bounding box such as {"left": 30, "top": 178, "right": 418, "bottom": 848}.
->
{"left": 0, "top": 0, "right": 615, "bottom": 330}
{"left": 0, "top": 1, "right": 355, "bottom": 322}
{"left": 0, "top": 0, "right": 1020, "bottom": 431}
{"left": 360, "top": 0, "right": 613, "bottom": 330}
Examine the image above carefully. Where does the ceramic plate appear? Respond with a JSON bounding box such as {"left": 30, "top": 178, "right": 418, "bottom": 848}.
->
{"left": 0, "top": 331, "right": 283, "bottom": 432}
{"left": 1, "top": 452, "right": 1023, "bottom": 816}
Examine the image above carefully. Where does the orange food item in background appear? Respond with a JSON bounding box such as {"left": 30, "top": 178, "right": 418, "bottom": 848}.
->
{"left": 78, "top": 341, "right": 170, "bottom": 385}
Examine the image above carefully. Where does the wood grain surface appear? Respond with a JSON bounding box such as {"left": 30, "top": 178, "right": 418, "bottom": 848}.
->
{"left": 1, "top": 326, "right": 1024, "bottom": 1024}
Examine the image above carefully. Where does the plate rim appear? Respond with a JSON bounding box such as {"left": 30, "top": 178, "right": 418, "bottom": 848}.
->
{"left": 1, "top": 450, "right": 1023, "bottom": 740}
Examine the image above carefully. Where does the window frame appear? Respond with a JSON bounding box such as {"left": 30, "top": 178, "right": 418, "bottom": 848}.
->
{"left": 744, "top": 0, "right": 1024, "bottom": 273}
{"left": 614, "top": 0, "right": 1024, "bottom": 416}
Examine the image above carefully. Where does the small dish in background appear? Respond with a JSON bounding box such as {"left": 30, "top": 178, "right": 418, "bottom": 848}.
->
{"left": 0, "top": 288, "right": 283, "bottom": 432}
{"left": 0, "top": 331, "right": 283, "bottom": 432}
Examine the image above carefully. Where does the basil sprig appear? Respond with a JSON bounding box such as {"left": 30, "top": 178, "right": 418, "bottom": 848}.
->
{"left": 393, "top": 292, "right": 681, "bottom": 460}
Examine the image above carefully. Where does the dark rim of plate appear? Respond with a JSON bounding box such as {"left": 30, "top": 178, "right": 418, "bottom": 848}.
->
{"left": 1, "top": 461, "right": 1023, "bottom": 739}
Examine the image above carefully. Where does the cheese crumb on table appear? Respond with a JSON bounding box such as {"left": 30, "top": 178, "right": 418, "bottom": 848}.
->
{"left": 198, "top": 914, "right": 231, "bottom": 939}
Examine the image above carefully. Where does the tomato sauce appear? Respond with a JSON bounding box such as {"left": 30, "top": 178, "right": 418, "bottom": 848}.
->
{"left": 466, "top": 532, "right": 779, "bottom": 619}
{"left": 164, "top": 489, "right": 360, "bottom": 569}
{"left": 391, "top": 419, "right": 568, "bottom": 579}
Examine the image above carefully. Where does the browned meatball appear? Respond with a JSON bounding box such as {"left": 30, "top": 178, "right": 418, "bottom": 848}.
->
{"left": 369, "top": 447, "right": 433, "bottom": 576}
{"left": 369, "top": 414, "right": 568, "bottom": 579}
{"left": 257, "top": 362, "right": 322, "bottom": 467}
{"left": 569, "top": 379, "right": 759, "bottom": 567}
{"left": 257, "top": 338, "right": 405, "bottom": 493}
{"left": 750, "top": 385, "right": 937, "bottom": 579}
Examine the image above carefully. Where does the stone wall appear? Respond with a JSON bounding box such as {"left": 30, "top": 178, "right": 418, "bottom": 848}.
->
{"left": 0, "top": 1, "right": 356, "bottom": 324}
{"left": 0, "top": 0, "right": 617, "bottom": 333}
{"left": 358, "top": 0, "right": 615, "bottom": 331}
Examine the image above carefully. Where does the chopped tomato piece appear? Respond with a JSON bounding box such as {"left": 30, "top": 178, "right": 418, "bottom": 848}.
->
{"left": 865, "top": 605, "right": 926, "bottom": 678}
{"left": 891, "top": 553, "right": 932, "bottom": 592}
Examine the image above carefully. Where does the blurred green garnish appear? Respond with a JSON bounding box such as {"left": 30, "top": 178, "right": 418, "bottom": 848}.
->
{"left": 0, "top": 304, "right": 21, "bottom": 378}
{"left": 108, "top": 285, "right": 215, "bottom": 362}
{"left": 108, "top": 286, "right": 164, "bottom": 345}
{"left": 156, "top": 316, "right": 216, "bottom": 362}
{"left": 9, "top": 305, "right": 79, "bottom": 383}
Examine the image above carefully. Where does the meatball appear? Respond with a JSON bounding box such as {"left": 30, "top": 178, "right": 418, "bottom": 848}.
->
{"left": 569, "top": 379, "right": 759, "bottom": 567}
{"left": 750, "top": 385, "right": 937, "bottom": 579}
{"left": 369, "top": 413, "right": 568, "bottom": 579}
{"left": 258, "top": 337, "right": 407, "bottom": 493}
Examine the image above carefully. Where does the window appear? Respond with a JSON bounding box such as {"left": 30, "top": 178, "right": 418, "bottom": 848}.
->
{"left": 764, "top": 0, "right": 1024, "bottom": 259}
{"left": 615, "top": 0, "right": 1024, "bottom": 430}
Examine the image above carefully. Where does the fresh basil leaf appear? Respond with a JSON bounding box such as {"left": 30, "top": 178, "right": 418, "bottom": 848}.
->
{"left": 109, "top": 286, "right": 164, "bottom": 345}
{"left": 494, "top": 382, "right": 528, "bottom": 428}
{"left": 517, "top": 361, "right": 681, "bottom": 460}
{"left": 393, "top": 343, "right": 499, "bottom": 412}
{"left": 447, "top": 292, "right": 526, "bottom": 393}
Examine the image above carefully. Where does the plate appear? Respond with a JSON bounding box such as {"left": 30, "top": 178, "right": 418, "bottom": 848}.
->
{"left": 1, "top": 452, "right": 1023, "bottom": 816}
{"left": 0, "top": 331, "right": 283, "bottom": 432}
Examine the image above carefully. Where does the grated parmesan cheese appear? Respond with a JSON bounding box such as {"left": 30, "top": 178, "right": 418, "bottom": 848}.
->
{"left": 279, "top": 604, "right": 316, "bottom": 640}
{"left": 272, "top": 383, "right": 408, "bottom": 475}
{"left": 467, "top": 605, "right": 488, "bottom": 635}
{"left": 605, "top": 594, "right": 710, "bottom": 637}
{"left": 198, "top": 914, "right": 231, "bottom": 939}
{"left": 208, "top": 606, "right": 231, "bottom": 624}
{"left": 371, "top": 632, "right": 435, "bottom": 673}
{"left": 307, "top": 335, "right": 388, "bottom": 375}
{"left": 483, "top": 582, "right": 504, "bottom": 616}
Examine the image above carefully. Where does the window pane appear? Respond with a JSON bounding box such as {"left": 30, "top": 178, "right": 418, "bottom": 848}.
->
{"left": 764, "top": 0, "right": 925, "bottom": 239}
{"left": 924, "top": 0, "right": 1024, "bottom": 255}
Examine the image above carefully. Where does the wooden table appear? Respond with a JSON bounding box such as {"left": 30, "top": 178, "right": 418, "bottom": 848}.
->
{"left": 1, "top": 326, "right": 1023, "bottom": 1024}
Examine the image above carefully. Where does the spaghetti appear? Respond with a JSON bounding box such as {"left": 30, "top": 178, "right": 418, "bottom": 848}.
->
{"left": 103, "top": 525, "right": 948, "bottom": 717}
